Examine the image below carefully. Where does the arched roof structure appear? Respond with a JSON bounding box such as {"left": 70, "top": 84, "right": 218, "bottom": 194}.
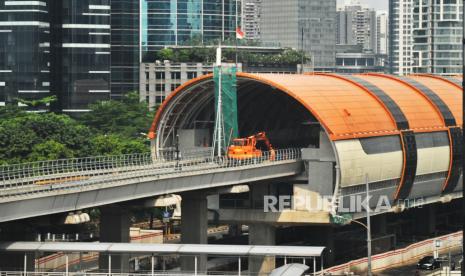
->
{"left": 149, "top": 73, "right": 462, "bottom": 142}
{"left": 149, "top": 72, "right": 462, "bottom": 200}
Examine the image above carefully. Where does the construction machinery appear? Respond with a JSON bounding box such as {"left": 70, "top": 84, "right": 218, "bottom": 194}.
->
{"left": 227, "top": 132, "right": 276, "bottom": 161}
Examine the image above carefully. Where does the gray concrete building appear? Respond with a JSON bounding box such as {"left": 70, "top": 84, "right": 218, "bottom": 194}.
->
{"left": 140, "top": 61, "right": 214, "bottom": 109}
{"left": 260, "top": 0, "right": 337, "bottom": 70}
{"left": 335, "top": 45, "right": 385, "bottom": 73}
{"left": 337, "top": 4, "right": 378, "bottom": 53}
{"left": 140, "top": 61, "right": 244, "bottom": 109}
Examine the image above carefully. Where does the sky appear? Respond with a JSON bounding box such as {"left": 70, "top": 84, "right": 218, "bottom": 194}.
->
{"left": 337, "top": 0, "right": 389, "bottom": 11}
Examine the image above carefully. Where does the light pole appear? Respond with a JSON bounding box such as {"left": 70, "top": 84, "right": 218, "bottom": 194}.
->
{"left": 365, "top": 175, "right": 372, "bottom": 276}
{"left": 333, "top": 216, "right": 372, "bottom": 275}
{"left": 333, "top": 175, "right": 372, "bottom": 276}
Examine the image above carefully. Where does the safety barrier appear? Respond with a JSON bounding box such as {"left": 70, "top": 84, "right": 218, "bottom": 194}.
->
{"left": 36, "top": 229, "right": 163, "bottom": 270}
{"left": 324, "top": 231, "right": 463, "bottom": 275}
{"left": 0, "top": 148, "right": 301, "bottom": 199}
{"left": 0, "top": 272, "right": 247, "bottom": 276}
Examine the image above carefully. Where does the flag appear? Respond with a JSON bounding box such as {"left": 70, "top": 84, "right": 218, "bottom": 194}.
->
{"left": 236, "top": 27, "right": 245, "bottom": 40}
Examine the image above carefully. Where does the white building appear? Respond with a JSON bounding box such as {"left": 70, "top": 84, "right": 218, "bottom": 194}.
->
{"left": 377, "top": 13, "right": 389, "bottom": 55}
{"left": 412, "top": 0, "right": 463, "bottom": 75}
{"left": 243, "top": 0, "right": 261, "bottom": 40}
{"left": 389, "top": 0, "right": 414, "bottom": 75}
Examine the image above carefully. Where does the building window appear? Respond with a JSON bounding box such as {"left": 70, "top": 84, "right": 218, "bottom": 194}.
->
{"left": 187, "top": 72, "right": 197, "bottom": 79}
{"left": 155, "top": 72, "right": 165, "bottom": 79}
{"left": 171, "top": 72, "right": 181, "bottom": 79}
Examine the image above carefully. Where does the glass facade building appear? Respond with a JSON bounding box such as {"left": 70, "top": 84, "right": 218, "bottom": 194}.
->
{"left": 0, "top": 0, "right": 51, "bottom": 107}
{"left": 1, "top": 0, "right": 242, "bottom": 110}
{"left": 141, "top": 0, "right": 240, "bottom": 53}
{"left": 50, "top": 0, "right": 110, "bottom": 111}
{"left": 260, "top": 0, "right": 337, "bottom": 70}
{"left": 110, "top": 0, "right": 241, "bottom": 99}
{"left": 110, "top": 0, "right": 139, "bottom": 99}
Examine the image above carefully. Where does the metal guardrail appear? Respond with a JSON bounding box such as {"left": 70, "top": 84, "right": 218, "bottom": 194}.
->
{"left": 0, "top": 148, "right": 301, "bottom": 199}
{"left": 0, "top": 272, "right": 253, "bottom": 276}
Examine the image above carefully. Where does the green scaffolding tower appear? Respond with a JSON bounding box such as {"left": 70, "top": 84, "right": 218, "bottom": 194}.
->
{"left": 212, "top": 66, "right": 239, "bottom": 156}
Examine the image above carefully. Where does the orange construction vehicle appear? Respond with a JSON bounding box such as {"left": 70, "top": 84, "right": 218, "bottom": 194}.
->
{"left": 227, "top": 132, "right": 276, "bottom": 161}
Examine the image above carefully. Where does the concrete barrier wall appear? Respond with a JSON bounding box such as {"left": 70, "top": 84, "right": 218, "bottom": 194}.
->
{"left": 325, "top": 231, "right": 462, "bottom": 275}
{"left": 36, "top": 228, "right": 163, "bottom": 270}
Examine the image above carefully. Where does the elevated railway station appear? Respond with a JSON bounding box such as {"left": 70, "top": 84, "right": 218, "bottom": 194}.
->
{"left": 0, "top": 72, "right": 462, "bottom": 275}
{"left": 150, "top": 72, "right": 463, "bottom": 215}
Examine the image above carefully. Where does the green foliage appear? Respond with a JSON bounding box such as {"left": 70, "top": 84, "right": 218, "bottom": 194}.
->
{"left": 29, "top": 140, "right": 74, "bottom": 161}
{"left": 0, "top": 113, "right": 93, "bottom": 164}
{"left": 80, "top": 92, "right": 155, "bottom": 139}
{"left": 90, "top": 134, "right": 147, "bottom": 156}
{"left": 154, "top": 46, "right": 310, "bottom": 65}
{"left": 158, "top": 48, "right": 175, "bottom": 60}
{"left": 152, "top": 38, "right": 309, "bottom": 64}
{"left": 17, "top": 96, "right": 57, "bottom": 108}
{"left": 0, "top": 92, "right": 154, "bottom": 164}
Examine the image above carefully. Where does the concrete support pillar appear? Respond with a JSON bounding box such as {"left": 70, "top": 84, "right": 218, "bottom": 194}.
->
{"left": 98, "top": 205, "right": 130, "bottom": 273}
{"left": 416, "top": 204, "right": 436, "bottom": 236}
{"left": 323, "top": 227, "right": 335, "bottom": 267}
{"left": 0, "top": 223, "right": 35, "bottom": 271}
{"left": 228, "top": 224, "right": 242, "bottom": 237}
{"left": 248, "top": 224, "right": 276, "bottom": 275}
{"left": 372, "top": 214, "right": 388, "bottom": 236}
{"left": 180, "top": 191, "right": 208, "bottom": 273}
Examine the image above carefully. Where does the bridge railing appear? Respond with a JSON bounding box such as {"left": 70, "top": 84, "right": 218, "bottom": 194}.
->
{"left": 0, "top": 148, "right": 301, "bottom": 198}
{"left": 0, "top": 148, "right": 217, "bottom": 183}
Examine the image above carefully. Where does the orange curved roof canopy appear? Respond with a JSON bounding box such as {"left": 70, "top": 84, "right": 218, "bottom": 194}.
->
{"left": 149, "top": 73, "right": 462, "bottom": 142}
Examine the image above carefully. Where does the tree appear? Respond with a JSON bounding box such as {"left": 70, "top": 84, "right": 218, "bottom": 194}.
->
{"left": 0, "top": 112, "right": 93, "bottom": 164}
{"left": 16, "top": 96, "right": 57, "bottom": 108}
{"left": 90, "top": 134, "right": 148, "bottom": 156}
{"left": 158, "top": 48, "right": 175, "bottom": 61}
{"left": 0, "top": 91, "right": 154, "bottom": 164}
{"left": 28, "top": 140, "right": 74, "bottom": 161}
{"left": 79, "top": 92, "right": 155, "bottom": 139}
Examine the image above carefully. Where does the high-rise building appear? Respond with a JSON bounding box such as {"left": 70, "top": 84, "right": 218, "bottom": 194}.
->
{"left": 50, "top": 0, "right": 111, "bottom": 112}
{"left": 260, "top": 0, "right": 337, "bottom": 70}
{"left": 412, "top": 0, "right": 463, "bottom": 75}
{"left": 337, "top": 3, "right": 377, "bottom": 53}
{"left": 389, "top": 0, "right": 414, "bottom": 75}
{"left": 0, "top": 0, "right": 51, "bottom": 107}
{"left": 0, "top": 0, "right": 110, "bottom": 111}
{"left": 110, "top": 0, "right": 241, "bottom": 100}
{"left": 0, "top": 0, "right": 242, "bottom": 110}
{"left": 243, "top": 0, "right": 261, "bottom": 40}
{"left": 140, "top": 0, "right": 241, "bottom": 52}
{"left": 110, "top": 0, "right": 139, "bottom": 99}
{"left": 337, "top": 8, "right": 354, "bottom": 45}
{"left": 377, "top": 13, "right": 388, "bottom": 55}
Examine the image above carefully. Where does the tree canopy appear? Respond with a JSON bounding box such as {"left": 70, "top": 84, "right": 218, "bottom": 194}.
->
{"left": 0, "top": 93, "right": 154, "bottom": 165}
{"left": 153, "top": 47, "right": 310, "bottom": 65}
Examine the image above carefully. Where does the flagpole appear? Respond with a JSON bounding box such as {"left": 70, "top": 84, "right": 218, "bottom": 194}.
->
{"left": 235, "top": 36, "right": 238, "bottom": 67}
{"left": 235, "top": 0, "right": 238, "bottom": 67}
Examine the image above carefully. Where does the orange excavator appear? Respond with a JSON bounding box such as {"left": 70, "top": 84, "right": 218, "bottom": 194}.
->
{"left": 227, "top": 132, "right": 276, "bottom": 161}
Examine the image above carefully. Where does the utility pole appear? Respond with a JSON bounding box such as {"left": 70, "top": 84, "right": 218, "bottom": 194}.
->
{"left": 213, "top": 45, "right": 224, "bottom": 158}
{"left": 365, "top": 174, "right": 372, "bottom": 276}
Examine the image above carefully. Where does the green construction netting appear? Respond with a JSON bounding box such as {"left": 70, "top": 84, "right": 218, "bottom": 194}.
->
{"left": 214, "top": 66, "right": 239, "bottom": 148}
